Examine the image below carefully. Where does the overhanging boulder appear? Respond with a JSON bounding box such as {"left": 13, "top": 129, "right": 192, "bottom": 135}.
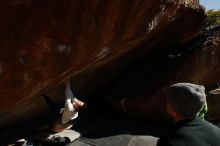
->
{"left": 0, "top": 0, "right": 205, "bottom": 128}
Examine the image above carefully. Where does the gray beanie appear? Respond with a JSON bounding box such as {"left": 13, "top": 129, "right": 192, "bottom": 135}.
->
{"left": 167, "top": 83, "right": 206, "bottom": 118}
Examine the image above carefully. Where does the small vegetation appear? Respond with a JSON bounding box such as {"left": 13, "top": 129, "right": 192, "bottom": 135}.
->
{"left": 206, "top": 9, "right": 220, "bottom": 26}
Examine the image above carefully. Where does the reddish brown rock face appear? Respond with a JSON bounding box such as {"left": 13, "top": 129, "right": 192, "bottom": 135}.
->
{"left": 0, "top": 0, "right": 205, "bottom": 128}
{"left": 109, "top": 27, "right": 220, "bottom": 122}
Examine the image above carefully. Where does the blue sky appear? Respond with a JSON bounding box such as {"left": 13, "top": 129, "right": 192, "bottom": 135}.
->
{"left": 200, "top": 0, "right": 220, "bottom": 10}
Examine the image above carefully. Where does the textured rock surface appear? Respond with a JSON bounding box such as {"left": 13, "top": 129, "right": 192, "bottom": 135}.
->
{"left": 109, "top": 26, "right": 220, "bottom": 121}
{"left": 0, "top": 0, "right": 205, "bottom": 128}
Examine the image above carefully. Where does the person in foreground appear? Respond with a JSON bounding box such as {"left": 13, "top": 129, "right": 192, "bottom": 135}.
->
{"left": 157, "top": 83, "right": 220, "bottom": 146}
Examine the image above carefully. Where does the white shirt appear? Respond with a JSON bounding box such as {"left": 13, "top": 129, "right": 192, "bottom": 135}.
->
{"left": 60, "top": 82, "right": 78, "bottom": 124}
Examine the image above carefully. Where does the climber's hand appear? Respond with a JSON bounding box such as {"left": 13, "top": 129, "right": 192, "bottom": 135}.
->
{"left": 73, "top": 98, "right": 86, "bottom": 110}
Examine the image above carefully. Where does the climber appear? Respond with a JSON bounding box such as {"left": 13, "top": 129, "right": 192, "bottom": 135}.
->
{"left": 51, "top": 79, "right": 86, "bottom": 133}
{"left": 41, "top": 79, "right": 86, "bottom": 133}
{"left": 29, "top": 80, "right": 86, "bottom": 145}
{"left": 157, "top": 83, "right": 220, "bottom": 146}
